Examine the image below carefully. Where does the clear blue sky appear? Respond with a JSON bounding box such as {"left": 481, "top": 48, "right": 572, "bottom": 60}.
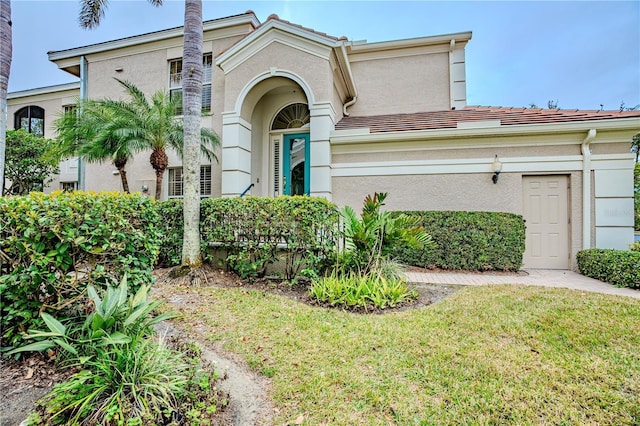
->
{"left": 7, "top": 0, "right": 640, "bottom": 111}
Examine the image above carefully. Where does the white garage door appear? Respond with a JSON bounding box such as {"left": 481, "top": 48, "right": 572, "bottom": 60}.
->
{"left": 523, "top": 175, "right": 569, "bottom": 269}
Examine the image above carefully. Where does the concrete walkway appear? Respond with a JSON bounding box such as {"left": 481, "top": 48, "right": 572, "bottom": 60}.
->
{"left": 405, "top": 269, "right": 640, "bottom": 299}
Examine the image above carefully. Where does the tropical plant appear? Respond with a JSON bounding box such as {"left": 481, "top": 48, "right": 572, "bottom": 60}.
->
{"left": 309, "top": 270, "right": 417, "bottom": 310}
{"left": 7, "top": 275, "right": 173, "bottom": 360}
{"left": 53, "top": 102, "right": 137, "bottom": 192}
{"left": 53, "top": 79, "right": 220, "bottom": 199}
{"left": 2, "top": 129, "right": 59, "bottom": 195}
{"left": 340, "top": 192, "right": 433, "bottom": 275}
{"left": 10, "top": 275, "right": 224, "bottom": 425}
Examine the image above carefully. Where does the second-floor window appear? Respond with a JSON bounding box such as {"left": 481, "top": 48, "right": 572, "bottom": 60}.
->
{"left": 168, "top": 165, "right": 212, "bottom": 198}
{"left": 14, "top": 105, "right": 45, "bottom": 137}
{"left": 169, "top": 53, "right": 212, "bottom": 115}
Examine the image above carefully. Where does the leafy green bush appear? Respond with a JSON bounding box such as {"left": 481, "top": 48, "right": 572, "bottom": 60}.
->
{"left": 309, "top": 271, "right": 417, "bottom": 310}
{"left": 157, "top": 196, "right": 339, "bottom": 280}
{"left": 630, "top": 241, "right": 640, "bottom": 252}
{"left": 0, "top": 191, "right": 160, "bottom": 348}
{"left": 577, "top": 248, "right": 640, "bottom": 289}
{"left": 155, "top": 198, "right": 185, "bottom": 267}
{"left": 203, "top": 196, "right": 339, "bottom": 280}
{"left": 12, "top": 276, "right": 223, "bottom": 425}
{"left": 390, "top": 211, "right": 525, "bottom": 271}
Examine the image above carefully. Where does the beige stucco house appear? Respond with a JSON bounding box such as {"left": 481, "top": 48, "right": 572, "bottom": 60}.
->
{"left": 7, "top": 11, "right": 640, "bottom": 270}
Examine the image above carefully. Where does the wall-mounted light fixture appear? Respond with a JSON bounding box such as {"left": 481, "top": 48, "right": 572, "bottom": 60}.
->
{"left": 115, "top": 67, "right": 124, "bottom": 73}
{"left": 491, "top": 155, "right": 502, "bottom": 184}
{"left": 141, "top": 185, "right": 149, "bottom": 193}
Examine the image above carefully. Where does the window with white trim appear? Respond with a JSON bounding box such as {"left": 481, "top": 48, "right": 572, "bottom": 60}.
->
{"left": 168, "top": 53, "right": 212, "bottom": 115}
{"left": 60, "top": 181, "right": 78, "bottom": 192}
{"left": 168, "top": 165, "right": 212, "bottom": 198}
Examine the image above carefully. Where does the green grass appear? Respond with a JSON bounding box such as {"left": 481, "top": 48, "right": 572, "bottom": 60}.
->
{"left": 155, "top": 284, "right": 640, "bottom": 425}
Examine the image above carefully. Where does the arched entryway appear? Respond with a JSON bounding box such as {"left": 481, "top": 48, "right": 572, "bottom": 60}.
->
{"left": 221, "top": 69, "right": 334, "bottom": 199}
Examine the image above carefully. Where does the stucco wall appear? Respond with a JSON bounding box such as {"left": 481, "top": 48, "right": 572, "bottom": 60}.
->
{"left": 7, "top": 88, "right": 79, "bottom": 138}
{"left": 347, "top": 52, "right": 450, "bottom": 116}
{"left": 222, "top": 41, "right": 333, "bottom": 115}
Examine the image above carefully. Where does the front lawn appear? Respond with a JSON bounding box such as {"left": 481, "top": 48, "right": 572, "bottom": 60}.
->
{"left": 154, "top": 282, "right": 640, "bottom": 425}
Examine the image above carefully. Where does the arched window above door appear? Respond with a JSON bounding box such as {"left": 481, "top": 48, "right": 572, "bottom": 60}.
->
{"left": 14, "top": 105, "right": 45, "bottom": 137}
{"left": 271, "top": 103, "right": 310, "bottom": 130}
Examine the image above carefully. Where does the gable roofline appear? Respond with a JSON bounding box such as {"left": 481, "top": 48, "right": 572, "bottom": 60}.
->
{"left": 8, "top": 81, "right": 80, "bottom": 99}
{"left": 47, "top": 12, "right": 260, "bottom": 62}
{"left": 216, "top": 15, "right": 340, "bottom": 67}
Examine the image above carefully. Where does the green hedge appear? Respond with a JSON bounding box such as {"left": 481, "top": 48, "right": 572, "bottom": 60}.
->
{"left": 0, "top": 191, "right": 161, "bottom": 348}
{"left": 156, "top": 196, "right": 339, "bottom": 280}
{"left": 390, "top": 211, "right": 526, "bottom": 271}
{"left": 577, "top": 249, "right": 640, "bottom": 289}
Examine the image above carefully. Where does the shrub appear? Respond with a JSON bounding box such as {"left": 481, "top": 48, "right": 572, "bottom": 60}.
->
{"left": 0, "top": 191, "right": 161, "bottom": 348}
{"left": 157, "top": 196, "right": 339, "bottom": 280}
{"left": 202, "top": 196, "right": 339, "bottom": 280}
{"left": 577, "top": 249, "right": 640, "bottom": 289}
{"left": 155, "top": 198, "right": 184, "bottom": 267}
{"left": 630, "top": 241, "right": 640, "bottom": 252}
{"left": 390, "top": 211, "right": 525, "bottom": 271}
{"left": 309, "top": 271, "right": 417, "bottom": 310}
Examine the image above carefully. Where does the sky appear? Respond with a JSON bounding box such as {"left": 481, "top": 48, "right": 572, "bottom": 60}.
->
{"left": 6, "top": 0, "right": 640, "bottom": 111}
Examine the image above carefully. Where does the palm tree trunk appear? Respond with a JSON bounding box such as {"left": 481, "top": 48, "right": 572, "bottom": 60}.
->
{"left": 114, "top": 157, "right": 130, "bottom": 193}
{"left": 0, "top": 0, "right": 12, "bottom": 195}
{"left": 150, "top": 148, "right": 168, "bottom": 200}
{"left": 181, "top": 0, "right": 203, "bottom": 266}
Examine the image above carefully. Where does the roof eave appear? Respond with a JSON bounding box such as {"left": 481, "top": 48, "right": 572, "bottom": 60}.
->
{"left": 331, "top": 117, "right": 640, "bottom": 144}
{"left": 48, "top": 13, "right": 260, "bottom": 63}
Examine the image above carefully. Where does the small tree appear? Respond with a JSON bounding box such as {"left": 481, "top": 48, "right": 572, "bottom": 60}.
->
{"left": 631, "top": 133, "right": 640, "bottom": 163}
{"left": 3, "top": 129, "right": 58, "bottom": 195}
{"left": 634, "top": 161, "right": 639, "bottom": 231}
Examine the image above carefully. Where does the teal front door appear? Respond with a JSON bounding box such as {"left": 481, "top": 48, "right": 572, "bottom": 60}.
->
{"left": 283, "top": 133, "right": 310, "bottom": 195}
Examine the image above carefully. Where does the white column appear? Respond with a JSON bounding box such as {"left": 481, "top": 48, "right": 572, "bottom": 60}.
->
{"left": 221, "top": 113, "right": 252, "bottom": 197}
{"left": 309, "top": 102, "right": 335, "bottom": 200}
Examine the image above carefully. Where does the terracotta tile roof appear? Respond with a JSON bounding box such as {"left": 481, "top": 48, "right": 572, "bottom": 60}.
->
{"left": 335, "top": 106, "right": 640, "bottom": 133}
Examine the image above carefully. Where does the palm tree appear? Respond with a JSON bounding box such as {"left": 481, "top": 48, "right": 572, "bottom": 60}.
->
{"left": 55, "top": 79, "right": 219, "bottom": 199}
{"left": 54, "top": 102, "right": 140, "bottom": 193}
{"left": 0, "top": 0, "right": 12, "bottom": 195}
{"left": 181, "top": 0, "right": 204, "bottom": 265}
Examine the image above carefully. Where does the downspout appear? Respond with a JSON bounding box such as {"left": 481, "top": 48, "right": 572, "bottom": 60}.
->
{"left": 339, "top": 43, "right": 358, "bottom": 116}
{"left": 581, "top": 128, "right": 596, "bottom": 249}
{"left": 78, "top": 55, "right": 88, "bottom": 191}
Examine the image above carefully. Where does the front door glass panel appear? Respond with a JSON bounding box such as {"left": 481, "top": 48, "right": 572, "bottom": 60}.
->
{"left": 283, "top": 133, "right": 310, "bottom": 195}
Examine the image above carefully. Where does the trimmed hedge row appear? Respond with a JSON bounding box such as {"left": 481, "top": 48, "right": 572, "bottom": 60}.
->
{"left": 0, "top": 191, "right": 161, "bottom": 348}
{"left": 390, "top": 211, "right": 526, "bottom": 271}
{"left": 156, "top": 196, "right": 340, "bottom": 280}
{"left": 577, "top": 249, "right": 640, "bottom": 289}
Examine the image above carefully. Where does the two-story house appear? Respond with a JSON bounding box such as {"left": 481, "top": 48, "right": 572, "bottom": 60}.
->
{"left": 7, "top": 11, "right": 640, "bottom": 269}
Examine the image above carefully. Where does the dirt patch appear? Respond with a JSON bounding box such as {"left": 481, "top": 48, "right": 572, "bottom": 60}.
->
{"left": 0, "top": 353, "right": 72, "bottom": 426}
